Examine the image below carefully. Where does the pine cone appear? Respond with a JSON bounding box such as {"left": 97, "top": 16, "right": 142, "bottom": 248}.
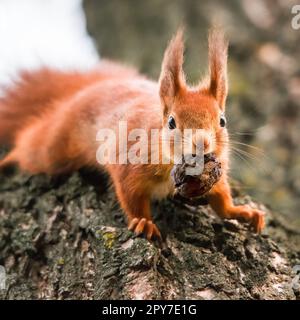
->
{"left": 171, "top": 153, "right": 222, "bottom": 200}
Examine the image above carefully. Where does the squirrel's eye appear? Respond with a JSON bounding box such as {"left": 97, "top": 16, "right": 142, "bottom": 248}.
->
{"left": 220, "top": 114, "right": 226, "bottom": 127}
{"left": 168, "top": 116, "right": 176, "bottom": 129}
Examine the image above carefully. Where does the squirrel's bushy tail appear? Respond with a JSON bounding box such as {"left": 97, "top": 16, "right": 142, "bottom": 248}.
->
{"left": 0, "top": 68, "right": 103, "bottom": 146}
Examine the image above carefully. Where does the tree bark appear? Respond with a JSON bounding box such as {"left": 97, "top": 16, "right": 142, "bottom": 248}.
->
{"left": 0, "top": 169, "right": 299, "bottom": 299}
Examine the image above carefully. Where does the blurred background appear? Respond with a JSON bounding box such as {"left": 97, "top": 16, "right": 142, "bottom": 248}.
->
{"left": 0, "top": 0, "right": 299, "bottom": 225}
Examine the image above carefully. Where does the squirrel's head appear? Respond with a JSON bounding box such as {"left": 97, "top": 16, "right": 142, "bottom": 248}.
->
{"left": 159, "top": 28, "right": 229, "bottom": 157}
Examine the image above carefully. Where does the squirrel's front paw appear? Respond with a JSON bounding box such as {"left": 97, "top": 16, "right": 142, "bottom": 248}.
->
{"left": 128, "top": 217, "right": 162, "bottom": 241}
{"left": 228, "top": 205, "right": 265, "bottom": 233}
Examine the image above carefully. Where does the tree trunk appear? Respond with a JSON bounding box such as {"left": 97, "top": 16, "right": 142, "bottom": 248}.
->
{"left": 0, "top": 169, "right": 299, "bottom": 299}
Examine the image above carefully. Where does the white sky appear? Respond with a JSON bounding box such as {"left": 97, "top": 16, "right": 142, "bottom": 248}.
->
{"left": 0, "top": 0, "right": 99, "bottom": 86}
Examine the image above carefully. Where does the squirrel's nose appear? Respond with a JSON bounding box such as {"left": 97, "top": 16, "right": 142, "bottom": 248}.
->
{"left": 192, "top": 134, "right": 211, "bottom": 155}
{"left": 203, "top": 137, "right": 210, "bottom": 153}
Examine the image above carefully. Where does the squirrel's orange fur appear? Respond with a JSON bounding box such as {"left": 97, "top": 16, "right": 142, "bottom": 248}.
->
{"left": 0, "top": 30, "right": 265, "bottom": 240}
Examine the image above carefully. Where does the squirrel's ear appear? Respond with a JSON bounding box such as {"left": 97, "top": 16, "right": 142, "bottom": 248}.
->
{"left": 159, "top": 28, "right": 185, "bottom": 115}
{"left": 207, "top": 29, "right": 228, "bottom": 111}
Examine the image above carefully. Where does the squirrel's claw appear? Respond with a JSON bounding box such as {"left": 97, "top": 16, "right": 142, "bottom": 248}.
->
{"left": 128, "top": 217, "right": 162, "bottom": 241}
{"left": 250, "top": 209, "right": 265, "bottom": 233}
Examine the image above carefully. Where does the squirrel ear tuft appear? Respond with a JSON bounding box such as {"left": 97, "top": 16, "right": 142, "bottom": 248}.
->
{"left": 208, "top": 28, "right": 228, "bottom": 110}
{"left": 159, "top": 28, "right": 185, "bottom": 115}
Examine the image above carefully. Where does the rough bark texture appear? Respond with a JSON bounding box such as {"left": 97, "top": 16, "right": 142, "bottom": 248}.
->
{"left": 0, "top": 164, "right": 299, "bottom": 300}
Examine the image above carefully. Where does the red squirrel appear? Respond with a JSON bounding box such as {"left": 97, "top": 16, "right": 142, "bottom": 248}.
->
{"left": 0, "top": 29, "right": 265, "bottom": 240}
